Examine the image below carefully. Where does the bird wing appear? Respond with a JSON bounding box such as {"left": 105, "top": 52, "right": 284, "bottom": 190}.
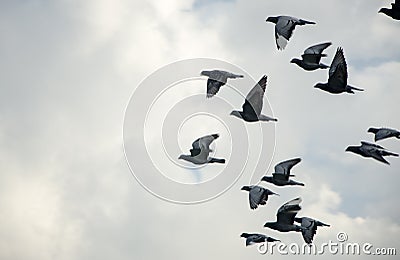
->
{"left": 249, "top": 186, "right": 266, "bottom": 209}
{"left": 206, "top": 78, "right": 224, "bottom": 98}
{"left": 360, "top": 141, "right": 385, "bottom": 150}
{"left": 274, "top": 158, "right": 301, "bottom": 178}
{"left": 374, "top": 128, "right": 397, "bottom": 141}
{"left": 246, "top": 234, "right": 266, "bottom": 246}
{"left": 328, "top": 47, "right": 347, "bottom": 90}
{"left": 275, "top": 16, "right": 299, "bottom": 41}
{"left": 190, "top": 134, "right": 219, "bottom": 161}
{"left": 302, "top": 42, "right": 331, "bottom": 64}
{"left": 300, "top": 218, "right": 317, "bottom": 244}
{"left": 360, "top": 142, "right": 389, "bottom": 164}
{"left": 277, "top": 197, "right": 302, "bottom": 225}
{"left": 242, "top": 75, "right": 267, "bottom": 118}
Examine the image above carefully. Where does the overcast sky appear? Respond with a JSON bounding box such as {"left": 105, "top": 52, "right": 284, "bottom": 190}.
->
{"left": 0, "top": 0, "right": 399, "bottom": 259}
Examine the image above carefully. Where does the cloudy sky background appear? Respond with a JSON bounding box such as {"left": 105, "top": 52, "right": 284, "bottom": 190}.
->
{"left": 0, "top": 0, "right": 399, "bottom": 259}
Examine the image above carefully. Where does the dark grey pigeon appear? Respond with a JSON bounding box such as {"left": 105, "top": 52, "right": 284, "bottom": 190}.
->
{"left": 179, "top": 134, "right": 225, "bottom": 165}
{"left": 241, "top": 185, "right": 278, "bottom": 210}
{"left": 294, "top": 217, "right": 330, "bottom": 244}
{"left": 291, "top": 42, "right": 332, "bottom": 71}
{"left": 230, "top": 75, "right": 277, "bottom": 122}
{"left": 264, "top": 197, "right": 303, "bottom": 232}
{"left": 314, "top": 47, "right": 364, "bottom": 94}
{"left": 240, "top": 233, "right": 280, "bottom": 246}
{"left": 266, "top": 16, "right": 315, "bottom": 50}
{"left": 368, "top": 127, "right": 400, "bottom": 142}
{"left": 200, "top": 70, "right": 244, "bottom": 98}
{"left": 261, "top": 158, "right": 304, "bottom": 186}
{"left": 379, "top": 0, "right": 400, "bottom": 20}
{"left": 345, "top": 141, "right": 399, "bottom": 165}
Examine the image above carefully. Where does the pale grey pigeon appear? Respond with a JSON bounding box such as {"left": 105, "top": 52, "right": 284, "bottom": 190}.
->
{"left": 240, "top": 233, "right": 280, "bottom": 246}
{"left": 291, "top": 42, "right": 332, "bottom": 71}
{"left": 261, "top": 158, "right": 304, "bottom": 186}
{"left": 314, "top": 47, "right": 364, "bottom": 94}
{"left": 230, "top": 75, "right": 277, "bottom": 122}
{"left": 179, "top": 134, "right": 225, "bottom": 165}
{"left": 345, "top": 141, "right": 398, "bottom": 165}
{"left": 266, "top": 16, "right": 315, "bottom": 50}
{"left": 294, "top": 217, "right": 330, "bottom": 244}
{"left": 368, "top": 127, "right": 400, "bottom": 142}
{"left": 241, "top": 185, "right": 278, "bottom": 210}
{"left": 379, "top": 0, "right": 400, "bottom": 20}
{"left": 200, "top": 70, "right": 244, "bottom": 98}
{"left": 264, "top": 197, "right": 303, "bottom": 232}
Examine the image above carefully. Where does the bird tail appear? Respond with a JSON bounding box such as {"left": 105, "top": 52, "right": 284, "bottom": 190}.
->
{"left": 382, "top": 151, "right": 399, "bottom": 157}
{"left": 347, "top": 85, "right": 364, "bottom": 93}
{"left": 209, "top": 158, "right": 225, "bottom": 163}
{"left": 319, "top": 63, "right": 329, "bottom": 69}
{"left": 299, "top": 19, "right": 316, "bottom": 25}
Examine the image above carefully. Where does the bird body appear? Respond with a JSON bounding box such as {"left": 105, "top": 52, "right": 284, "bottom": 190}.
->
{"left": 241, "top": 185, "right": 278, "bottom": 210}
{"left": 179, "top": 134, "right": 225, "bottom": 165}
{"left": 230, "top": 75, "right": 277, "bottom": 122}
{"left": 368, "top": 127, "right": 400, "bottom": 142}
{"left": 240, "top": 233, "right": 280, "bottom": 246}
{"left": 266, "top": 15, "right": 315, "bottom": 50}
{"left": 379, "top": 0, "right": 400, "bottom": 20}
{"left": 346, "top": 141, "right": 399, "bottom": 165}
{"left": 264, "top": 197, "right": 303, "bottom": 232}
{"left": 200, "top": 70, "right": 244, "bottom": 98}
{"left": 314, "top": 47, "right": 363, "bottom": 94}
{"left": 261, "top": 158, "right": 304, "bottom": 186}
{"left": 291, "top": 42, "right": 331, "bottom": 71}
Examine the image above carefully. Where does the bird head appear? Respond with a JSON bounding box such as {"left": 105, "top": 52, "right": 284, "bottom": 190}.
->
{"left": 378, "top": 8, "right": 389, "bottom": 14}
{"left": 345, "top": 146, "right": 357, "bottom": 153}
{"left": 263, "top": 222, "right": 274, "bottom": 229}
{"left": 200, "top": 70, "right": 210, "bottom": 77}
{"left": 178, "top": 154, "right": 186, "bottom": 160}
{"left": 313, "top": 83, "right": 325, "bottom": 90}
{"left": 290, "top": 58, "right": 301, "bottom": 65}
{"left": 240, "top": 233, "right": 250, "bottom": 238}
{"left": 266, "top": 16, "right": 278, "bottom": 23}
{"left": 261, "top": 176, "right": 273, "bottom": 183}
{"left": 241, "top": 186, "right": 251, "bottom": 191}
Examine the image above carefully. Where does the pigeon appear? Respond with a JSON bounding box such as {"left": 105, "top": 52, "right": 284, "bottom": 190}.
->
{"left": 314, "top": 47, "right": 364, "bottom": 94}
{"left": 345, "top": 141, "right": 399, "bottom": 165}
{"left": 178, "top": 134, "right": 225, "bottom": 165}
{"left": 266, "top": 16, "right": 316, "bottom": 50}
{"left": 241, "top": 185, "right": 279, "bottom": 210}
{"left": 230, "top": 75, "right": 277, "bottom": 122}
{"left": 261, "top": 158, "right": 304, "bottom": 186}
{"left": 368, "top": 127, "right": 400, "bottom": 142}
{"left": 291, "top": 42, "right": 332, "bottom": 71}
{"left": 240, "top": 233, "right": 280, "bottom": 246}
{"left": 379, "top": 0, "right": 400, "bottom": 20}
{"left": 200, "top": 70, "right": 244, "bottom": 98}
{"left": 264, "top": 197, "right": 303, "bottom": 232}
{"left": 294, "top": 217, "right": 330, "bottom": 244}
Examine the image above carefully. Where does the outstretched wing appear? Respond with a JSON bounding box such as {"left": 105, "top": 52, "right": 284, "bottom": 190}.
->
{"left": 242, "top": 75, "right": 267, "bottom": 118}
{"left": 277, "top": 197, "right": 302, "bottom": 225}
{"left": 273, "top": 158, "right": 301, "bottom": 181}
{"left": 302, "top": 42, "right": 331, "bottom": 64}
{"left": 249, "top": 186, "right": 266, "bottom": 210}
{"left": 300, "top": 218, "right": 317, "bottom": 244}
{"left": 328, "top": 47, "right": 347, "bottom": 90}
{"left": 206, "top": 78, "right": 224, "bottom": 98}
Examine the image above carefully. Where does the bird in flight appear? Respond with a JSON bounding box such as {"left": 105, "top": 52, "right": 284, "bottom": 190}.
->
{"left": 291, "top": 42, "right": 332, "bottom": 71}
{"left": 261, "top": 158, "right": 304, "bottom": 186}
{"left": 368, "top": 127, "right": 400, "bottom": 142}
{"left": 240, "top": 233, "right": 280, "bottom": 247}
{"left": 266, "top": 15, "right": 315, "bottom": 50}
{"left": 314, "top": 47, "right": 363, "bottom": 94}
{"left": 264, "top": 197, "right": 303, "bottom": 232}
{"left": 345, "top": 141, "right": 398, "bottom": 165}
{"left": 200, "top": 70, "right": 244, "bottom": 98}
{"left": 294, "top": 217, "right": 330, "bottom": 244}
{"left": 379, "top": 0, "right": 400, "bottom": 20}
{"left": 241, "top": 185, "right": 278, "bottom": 210}
{"left": 230, "top": 75, "right": 277, "bottom": 122}
{"left": 178, "top": 134, "right": 225, "bottom": 165}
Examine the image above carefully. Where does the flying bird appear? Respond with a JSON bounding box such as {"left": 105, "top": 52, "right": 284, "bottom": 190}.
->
{"left": 345, "top": 141, "right": 399, "bottom": 165}
{"left": 291, "top": 42, "right": 332, "bottom": 71}
{"left": 379, "top": 0, "right": 400, "bottom": 20}
{"left": 200, "top": 70, "right": 244, "bottom": 98}
{"left": 264, "top": 197, "right": 303, "bottom": 232}
{"left": 314, "top": 47, "right": 363, "bottom": 94}
{"left": 294, "top": 217, "right": 330, "bottom": 244}
{"left": 261, "top": 158, "right": 304, "bottom": 186}
{"left": 230, "top": 75, "right": 277, "bottom": 122}
{"left": 240, "top": 233, "right": 280, "bottom": 246}
{"left": 178, "top": 134, "right": 225, "bottom": 165}
{"left": 265, "top": 16, "right": 316, "bottom": 50}
{"left": 368, "top": 127, "right": 400, "bottom": 142}
{"left": 241, "top": 185, "right": 279, "bottom": 210}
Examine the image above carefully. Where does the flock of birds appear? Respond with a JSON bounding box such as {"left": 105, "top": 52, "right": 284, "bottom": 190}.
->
{"left": 177, "top": 2, "right": 399, "bottom": 248}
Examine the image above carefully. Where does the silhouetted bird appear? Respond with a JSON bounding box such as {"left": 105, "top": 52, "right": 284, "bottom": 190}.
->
{"left": 345, "top": 141, "right": 398, "bottom": 165}
{"left": 261, "top": 158, "right": 304, "bottom": 186}
{"left": 294, "top": 217, "right": 330, "bottom": 244}
{"left": 264, "top": 197, "right": 303, "bottom": 232}
{"left": 379, "top": 0, "right": 400, "bottom": 20}
{"left": 178, "top": 134, "right": 225, "bottom": 164}
{"left": 314, "top": 47, "right": 363, "bottom": 94}
{"left": 240, "top": 233, "right": 280, "bottom": 246}
{"left": 368, "top": 127, "right": 400, "bottom": 142}
{"left": 241, "top": 185, "right": 278, "bottom": 210}
{"left": 266, "top": 16, "right": 315, "bottom": 50}
{"left": 230, "top": 75, "right": 277, "bottom": 122}
{"left": 200, "top": 70, "right": 244, "bottom": 98}
{"left": 291, "top": 42, "right": 332, "bottom": 71}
